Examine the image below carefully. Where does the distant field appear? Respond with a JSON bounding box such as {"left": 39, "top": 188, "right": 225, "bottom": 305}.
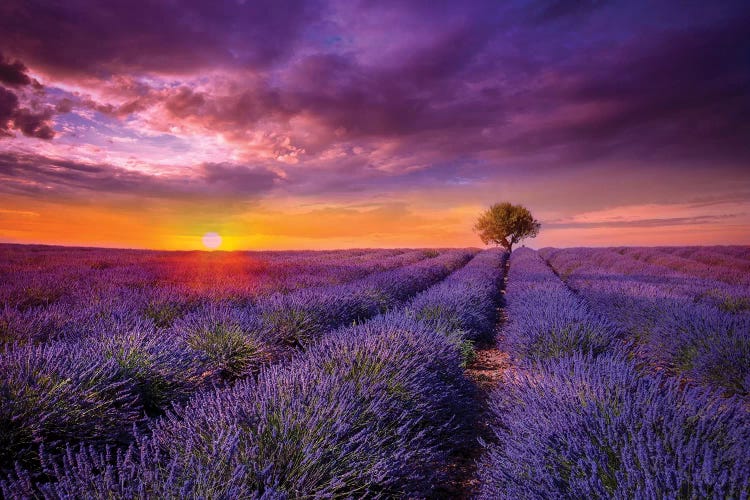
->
{"left": 1, "top": 245, "right": 748, "bottom": 498}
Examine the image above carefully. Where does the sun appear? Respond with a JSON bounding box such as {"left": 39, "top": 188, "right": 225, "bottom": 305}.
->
{"left": 201, "top": 232, "right": 222, "bottom": 250}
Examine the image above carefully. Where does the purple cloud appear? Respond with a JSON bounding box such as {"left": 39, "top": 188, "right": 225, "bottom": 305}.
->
{"left": 0, "top": 52, "right": 32, "bottom": 87}
{"left": 0, "top": 152, "right": 281, "bottom": 200}
{"left": 0, "top": 0, "right": 322, "bottom": 76}
{"left": 0, "top": 0, "right": 748, "bottom": 237}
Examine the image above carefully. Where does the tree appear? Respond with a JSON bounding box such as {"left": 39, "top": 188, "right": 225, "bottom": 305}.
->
{"left": 474, "top": 202, "right": 540, "bottom": 251}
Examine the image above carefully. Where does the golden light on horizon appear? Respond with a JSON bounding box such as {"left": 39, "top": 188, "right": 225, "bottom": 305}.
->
{"left": 201, "top": 232, "right": 222, "bottom": 249}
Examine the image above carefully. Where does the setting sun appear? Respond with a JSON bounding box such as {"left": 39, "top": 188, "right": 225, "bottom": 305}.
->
{"left": 201, "top": 232, "right": 222, "bottom": 250}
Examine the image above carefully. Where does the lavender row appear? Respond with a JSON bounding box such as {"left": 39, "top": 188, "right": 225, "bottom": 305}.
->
{"left": 477, "top": 248, "right": 750, "bottom": 498}
{"left": 660, "top": 246, "right": 750, "bottom": 274}
{"left": 0, "top": 249, "right": 474, "bottom": 475}
{"left": 542, "top": 247, "right": 750, "bottom": 395}
{"left": 3, "top": 249, "right": 507, "bottom": 497}
{"left": 0, "top": 246, "right": 398, "bottom": 307}
{"left": 478, "top": 352, "right": 750, "bottom": 498}
{"left": 406, "top": 247, "right": 507, "bottom": 342}
{"left": 617, "top": 246, "right": 750, "bottom": 288}
{"left": 0, "top": 247, "right": 436, "bottom": 346}
{"left": 500, "top": 248, "right": 620, "bottom": 361}
{"left": 659, "top": 245, "right": 750, "bottom": 265}
{"left": 541, "top": 246, "right": 750, "bottom": 311}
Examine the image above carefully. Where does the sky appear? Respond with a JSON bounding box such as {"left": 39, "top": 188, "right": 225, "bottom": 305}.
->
{"left": 0, "top": 0, "right": 749, "bottom": 250}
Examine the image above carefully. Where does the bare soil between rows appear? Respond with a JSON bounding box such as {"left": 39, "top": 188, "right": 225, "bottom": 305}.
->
{"left": 436, "top": 311, "right": 512, "bottom": 499}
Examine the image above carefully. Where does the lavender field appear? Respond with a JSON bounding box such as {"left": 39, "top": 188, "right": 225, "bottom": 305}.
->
{"left": 1, "top": 244, "right": 749, "bottom": 498}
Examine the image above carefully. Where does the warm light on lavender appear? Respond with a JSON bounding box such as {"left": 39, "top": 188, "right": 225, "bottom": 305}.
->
{"left": 0, "top": 1, "right": 747, "bottom": 249}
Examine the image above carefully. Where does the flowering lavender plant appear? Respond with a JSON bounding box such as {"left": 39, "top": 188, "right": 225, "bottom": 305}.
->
{"left": 478, "top": 352, "right": 750, "bottom": 499}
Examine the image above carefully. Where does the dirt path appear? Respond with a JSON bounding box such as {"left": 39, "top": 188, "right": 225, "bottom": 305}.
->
{"left": 437, "top": 267, "right": 513, "bottom": 498}
{"left": 454, "top": 336, "right": 512, "bottom": 498}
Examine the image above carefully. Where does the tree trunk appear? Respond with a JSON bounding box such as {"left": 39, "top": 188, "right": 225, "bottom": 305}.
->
{"left": 500, "top": 237, "right": 511, "bottom": 252}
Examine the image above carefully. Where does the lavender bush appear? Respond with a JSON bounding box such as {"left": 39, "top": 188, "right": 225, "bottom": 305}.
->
{"left": 478, "top": 352, "right": 750, "bottom": 499}
{"left": 407, "top": 248, "right": 507, "bottom": 342}
{"left": 0, "top": 246, "right": 439, "bottom": 346}
{"left": 502, "top": 248, "right": 620, "bottom": 361}
{"left": 3, "top": 315, "right": 474, "bottom": 498}
{"left": 1, "top": 249, "right": 505, "bottom": 497}
{"left": 644, "top": 302, "right": 750, "bottom": 395}
{"left": 172, "top": 303, "right": 274, "bottom": 381}
{"left": 0, "top": 343, "right": 140, "bottom": 473}
{"left": 542, "top": 247, "right": 750, "bottom": 395}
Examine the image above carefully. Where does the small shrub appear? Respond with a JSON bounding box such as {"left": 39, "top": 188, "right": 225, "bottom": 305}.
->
{"left": 98, "top": 328, "right": 205, "bottom": 414}
{"left": 0, "top": 343, "right": 140, "bottom": 473}
{"left": 174, "top": 305, "right": 273, "bottom": 381}
{"left": 142, "top": 301, "right": 184, "bottom": 328}
{"left": 719, "top": 296, "right": 750, "bottom": 313}
{"left": 188, "top": 324, "right": 269, "bottom": 380}
{"left": 17, "top": 287, "right": 64, "bottom": 311}
{"left": 459, "top": 339, "right": 476, "bottom": 368}
{"left": 261, "top": 304, "right": 321, "bottom": 347}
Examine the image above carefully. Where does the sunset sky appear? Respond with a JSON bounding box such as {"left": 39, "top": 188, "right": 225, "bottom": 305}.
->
{"left": 1, "top": 0, "right": 748, "bottom": 250}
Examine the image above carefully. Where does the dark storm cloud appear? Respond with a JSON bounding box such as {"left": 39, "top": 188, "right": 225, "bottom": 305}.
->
{"left": 0, "top": 51, "right": 58, "bottom": 139}
{"left": 0, "top": 86, "right": 57, "bottom": 139}
{"left": 10, "top": 107, "right": 55, "bottom": 139}
{"left": 2, "top": 0, "right": 750, "bottom": 199}
{"left": 250, "top": 0, "right": 749, "bottom": 169}
{"left": 0, "top": 152, "right": 281, "bottom": 199}
{"left": 200, "top": 162, "right": 281, "bottom": 193}
{"left": 0, "top": 0, "right": 322, "bottom": 76}
{"left": 0, "top": 87, "right": 19, "bottom": 136}
{"left": 0, "top": 52, "right": 32, "bottom": 87}
{"left": 523, "top": 13, "right": 750, "bottom": 164}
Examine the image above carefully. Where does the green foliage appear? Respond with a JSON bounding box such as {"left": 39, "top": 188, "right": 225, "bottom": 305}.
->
{"left": 261, "top": 307, "right": 321, "bottom": 347}
{"left": 143, "top": 301, "right": 183, "bottom": 327}
{"left": 107, "top": 345, "right": 170, "bottom": 414}
{"left": 474, "top": 202, "right": 540, "bottom": 251}
{"left": 364, "top": 288, "right": 392, "bottom": 314}
{"left": 529, "top": 324, "right": 602, "bottom": 360}
{"left": 719, "top": 296, "right": 750, "bottom": 313}
{"left": 17, "top": 286, "right": 64, "bottom": 311}
{"left": 188, "top": 324, "right": 268, "bottom": 380}
{"left": 459, "top": 339, "right": 476, "bottom": 368}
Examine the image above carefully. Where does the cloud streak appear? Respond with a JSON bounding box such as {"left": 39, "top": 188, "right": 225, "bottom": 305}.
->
{"left": 0, "top": 152, "right": 281, "bottom": 200}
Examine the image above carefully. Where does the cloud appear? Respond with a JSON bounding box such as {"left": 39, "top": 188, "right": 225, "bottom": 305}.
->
{"left": 546, "top": 214, "right": 744, "bottom": 229}
{"left": 0, "top": 52, "right": 32, "bottom": 87}
{"left": 0, "top": 0, "right": 322, "bottom": 77}
{"left": 0, "top": 87, "right": 18, "bottom": 135}
{"left": 8, "top": 0, "right": 745, "bottom": 172}
{"left": 11, "top": 107, "right": 55, "bottom": 139}
{"left": 0, "top": 151, "right": 281, "bottom": 201}
{"left": 0, "top": 86, "right": 56, "bottom": 139}
{"left": 199, "top": 162, "right": 282, "bottom": 194}
{"left": 0, "top": 52, "right": 59, "bottom": 139}
{"left": 1, "top": 0, "right": 749, "bottom": 249}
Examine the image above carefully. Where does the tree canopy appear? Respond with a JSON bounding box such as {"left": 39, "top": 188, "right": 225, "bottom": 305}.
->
{"left": 474, "top": 202, "right": 540, "bottom": 251}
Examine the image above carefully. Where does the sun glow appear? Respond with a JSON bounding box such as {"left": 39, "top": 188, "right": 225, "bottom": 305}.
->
{"left": 201, "top": 232, "right": 222, "bottom": 249}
